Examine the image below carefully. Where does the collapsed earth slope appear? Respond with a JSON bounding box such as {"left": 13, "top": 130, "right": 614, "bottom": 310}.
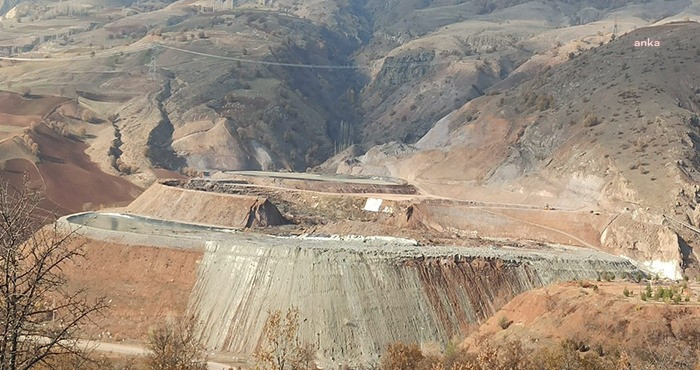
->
{"left": 339, "top": 22, "right": 700, "bottom": 279}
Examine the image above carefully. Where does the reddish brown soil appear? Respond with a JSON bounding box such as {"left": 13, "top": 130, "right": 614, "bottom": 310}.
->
{"left": 63, "top": 237, "right": 201, "bottom": 342}
{"left": 151, "top": 168, "right": 187, "bottom": 180}
{"left": 0, "top": 112, "right": 41, "bottom": 127}
{"left": 0, "top": 92, "right": 67, "bottom": 116}
{"left": 30, "top": 124, "right": 141, "bottom": 213}
{"left": 464, "top": 281, "right": 700, "bottom": 361}
{"left": 0, "top": 158, "right": 72, "bottom": 215}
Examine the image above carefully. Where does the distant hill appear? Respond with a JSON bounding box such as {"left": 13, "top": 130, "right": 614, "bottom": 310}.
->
{"left": 0, "top": 0, "right": 698, "bottom": 216}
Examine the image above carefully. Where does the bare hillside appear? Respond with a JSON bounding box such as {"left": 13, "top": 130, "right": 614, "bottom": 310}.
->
{"left": 339, "top": 22, "right": 700, "bottom": 278}
{"left": 1, "top": 0, "right": 697, "bottom": 183}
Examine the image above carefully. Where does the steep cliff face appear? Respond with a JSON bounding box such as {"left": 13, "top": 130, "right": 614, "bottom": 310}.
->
{"left": 601, "top": 212, "right": 685, "bottom": 280}
{"left": 188, "top": 236, "right": 641, "bottom": 367}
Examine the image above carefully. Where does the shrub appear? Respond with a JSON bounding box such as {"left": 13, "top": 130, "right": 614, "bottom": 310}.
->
{"left": 381, "top": 342, "right": 424, "bottom": 370}
{"left": 536, "top": 94, "right": 554, "bottom": 111}
{"left": 655, "top": 287, "right": 665, "bottom": 300}
{"left": 146, "top": 317, "right": 207, "bottom": 370}
{"left": 499, "top": 316, "right": 512, "bottom": 330}
{"left": 640, "top": 292, "right": 647, "bottom": 301}
{"left": 582, "top": 113, "right": 600, "bottom": 127}
{"left": 623, "top": 287, "right": 630, "bottom": 297}
{"left": 602, "top": 271, "right": 615, "bottom": 282}
{"left": 254, "top": 307, "right": 314, "bottom": 370}
{"left": 81, "top": 110, "right": 99, "bottom": 123}
{"left": 115, "top": 158, "right": 137, "bottom": 175}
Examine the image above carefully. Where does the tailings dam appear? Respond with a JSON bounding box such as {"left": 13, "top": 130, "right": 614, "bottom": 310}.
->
{"left": 63, "top": 211, "right": 643, "bottom": 367}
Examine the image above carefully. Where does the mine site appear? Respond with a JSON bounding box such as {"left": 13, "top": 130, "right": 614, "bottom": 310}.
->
{"left": 52, "top": 171, "right": 652, "bottom": 368}
{"left": 1, "top": 0, "right": 700, "bottom": 369}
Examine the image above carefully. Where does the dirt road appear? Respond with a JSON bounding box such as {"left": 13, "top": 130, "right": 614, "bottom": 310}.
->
{"left": 79, "top": 340, "right": 244, "bottom": 369}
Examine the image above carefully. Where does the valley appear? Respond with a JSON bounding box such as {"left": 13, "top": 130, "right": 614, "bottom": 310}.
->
{"left": 0, "top": 0, "right": 699, "bottom": 368}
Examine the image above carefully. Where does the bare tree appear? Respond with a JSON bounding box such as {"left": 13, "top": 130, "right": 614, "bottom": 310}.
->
{"left": 254, "top": 307, "right": 314, "bottom": 370}
{"left": 0, "top": 177, "right": 108, "bottom": 370}
{"left": 146, "top": 316, "right": 207, "bottom": 370}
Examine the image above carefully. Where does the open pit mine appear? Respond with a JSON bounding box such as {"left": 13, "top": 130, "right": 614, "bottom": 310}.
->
{"left": 59, "top": 171, "right": 646, "bottom": 368}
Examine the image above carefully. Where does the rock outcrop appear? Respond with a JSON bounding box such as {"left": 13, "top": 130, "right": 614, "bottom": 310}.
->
{"left": 601, "top": 212, "right": 684, "bottom": 280}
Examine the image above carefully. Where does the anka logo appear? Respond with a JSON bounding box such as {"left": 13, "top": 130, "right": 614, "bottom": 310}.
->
{"left": 634, "top": 38, "right": 661, "bottom": 47}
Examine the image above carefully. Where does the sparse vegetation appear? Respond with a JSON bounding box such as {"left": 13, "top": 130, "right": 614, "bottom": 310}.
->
{"left": 381, "top": 339, "right": 625, "bottom": 370}
{"left": 254, "top": 307, "right": 314, "bottom": 370}
{"left": 20, "top": 87, "right": 31, "bottom": 98}
{"left": 0, "top": 178, "right": 108, "bottom": 369}
{"left": 381, "top": 342, "right": 424, "bottom": 370}
{"left": 115, "top": 158, "right": 138, "bottom": 175}
{"left": 498, "top": 316, "right": 512, "bottom": 330}
{"left": 582, "top": 113, "right": 600, "bottom": 127}
{"left": 601, "top": 271, "right": 615, "bottom": 282}
{"left": 146, "top": 317, "right": 207, "bottom": 370}
{"left": 81, "top": 110, "right": 100, "bottom": 123}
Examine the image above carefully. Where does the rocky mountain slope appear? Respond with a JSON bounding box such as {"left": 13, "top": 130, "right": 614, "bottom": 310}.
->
{"left": 337, "top": 21, "right": 700, "bottom": 278}
{"left": 1, "top": 0, "right": 698, "bottom": 185}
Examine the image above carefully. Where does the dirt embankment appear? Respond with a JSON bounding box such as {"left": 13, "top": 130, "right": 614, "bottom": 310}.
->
{"left": 125, "top": 182, "right": 286, "bottom": 228}
{"left": 190, "top": 237, "right": 640, "bottom": 368}
{"left": 405, "top": 200, "right": 610, "bottom": 249}
{"left": 62, "top": 237, "right": 201, "bottom": 342}
{"left": 176, "top": 178, "right": 413, "bottom": 228}
{"left": 465, "top": 281, "right": 700, "bottom": 367}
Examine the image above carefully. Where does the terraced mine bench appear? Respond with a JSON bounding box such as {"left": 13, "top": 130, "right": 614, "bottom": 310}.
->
{"left": 60, "top": 211, "right": 643, "bottom": 368}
